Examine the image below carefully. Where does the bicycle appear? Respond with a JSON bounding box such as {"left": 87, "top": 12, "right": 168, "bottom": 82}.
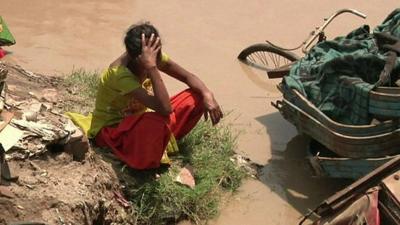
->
{"left": 237, "top": 8, "right": 367, "bottom": 79}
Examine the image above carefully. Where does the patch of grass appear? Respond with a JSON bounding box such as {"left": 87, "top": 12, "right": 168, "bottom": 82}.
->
{"left": 61, "top": 68, "right": 100, "bottom": 114}
{"left": 123, "top": 121, "right": 246, "bottom": 225}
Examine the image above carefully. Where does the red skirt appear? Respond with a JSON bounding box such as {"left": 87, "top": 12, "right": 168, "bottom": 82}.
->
{"left": 95, "top": 89, "right": 204, "bottom": 169}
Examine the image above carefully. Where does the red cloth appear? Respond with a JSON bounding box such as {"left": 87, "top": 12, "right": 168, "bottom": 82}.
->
{"left": 0, "top": 48, "right": 5, "bottom": 59}
{"left": 95, "top": 89, "right": 204, "bottom": 169}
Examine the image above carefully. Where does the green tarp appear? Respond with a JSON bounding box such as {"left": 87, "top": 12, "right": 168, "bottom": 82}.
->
{"left": 284, "top": 9, "right": 400, "bottom": 125}
{"left": 0, "top": 16, "right": 15, "bottom": 46}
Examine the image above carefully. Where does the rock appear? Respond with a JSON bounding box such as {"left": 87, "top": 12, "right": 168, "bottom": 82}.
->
{"left": 64, "top": 135, "right": 89, "bottom": 161}
{"left": 175, "top": 165, "right": 196, "bottom": 189}
{"left": 0, "top": 186, "right": 16, "bottom": 198}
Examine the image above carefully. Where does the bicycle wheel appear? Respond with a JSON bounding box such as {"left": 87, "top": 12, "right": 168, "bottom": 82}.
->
{"left": 238, "top": 43, "right": 300, "bottom": 71}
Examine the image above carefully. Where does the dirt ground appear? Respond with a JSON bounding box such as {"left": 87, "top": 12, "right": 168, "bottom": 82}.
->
{"left": 1, "top": 1, "right": 399, "bottom": 224}
{"left": 0, "top": 63, "right": 133, "bottom": 224}
{"left": 2, "top": 152, "right": 129, "bottom": 224}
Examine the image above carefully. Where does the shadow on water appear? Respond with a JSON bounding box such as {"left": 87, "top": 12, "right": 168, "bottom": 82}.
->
{"left": 255, "top": 112, "right": 352, "bottom": 216}
{"left": 238, "top": 61, "right": 282, "bottom": 93}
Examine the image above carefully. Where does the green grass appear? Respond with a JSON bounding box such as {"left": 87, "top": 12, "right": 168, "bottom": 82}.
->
{"left": 61, "top": 68, "right": 100, "bottom": 114}
{"left": 119, "top": 121, "right": 246, "bottom": 225}
{"left": 61, "top": 69, "right": 247, "bottom": 225}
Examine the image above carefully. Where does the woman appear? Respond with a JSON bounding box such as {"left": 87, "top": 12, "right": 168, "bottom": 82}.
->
{"left": 88, "top": 22, "right": 223, "bottom": 170}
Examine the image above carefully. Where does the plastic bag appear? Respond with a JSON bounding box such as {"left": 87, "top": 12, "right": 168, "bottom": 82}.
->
{"left": 0, "top": 16, "right": 16, "bottom": 46}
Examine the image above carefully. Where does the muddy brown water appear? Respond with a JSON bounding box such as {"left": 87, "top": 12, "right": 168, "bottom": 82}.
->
{"left": 1, "top": 1, "right": 399, "bottom": 224}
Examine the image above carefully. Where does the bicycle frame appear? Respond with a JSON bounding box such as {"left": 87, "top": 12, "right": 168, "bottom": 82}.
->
{"left": 266, "top": 8, "right": 367, "bottom": 54}
{"left": 301, "top": 9, "right": 367, "bottom": 53}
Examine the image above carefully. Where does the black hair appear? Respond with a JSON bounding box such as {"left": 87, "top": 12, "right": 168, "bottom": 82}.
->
{"left": 124, "top": 21, "right": 160, "bottom": 59}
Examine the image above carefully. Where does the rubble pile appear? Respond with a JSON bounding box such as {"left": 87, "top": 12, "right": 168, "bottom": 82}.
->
{"left": 0, "top": 62, "right": 133, "bottom": 225}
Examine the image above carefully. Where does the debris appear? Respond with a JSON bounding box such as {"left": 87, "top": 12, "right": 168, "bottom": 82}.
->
{"left": 230, "top": 154, "right": 260, "bottom": 178}
{"left": 11, "top": 64, "right": 41, "bottom": 80}
{"left": 28, "top": 92, "right": 36, "bottom": 98}
{"left": 39, "top": 171, "right": 48, "bottom": 177}
{"left": 42, "top": 102, "right": 52, "bottom": 111}
{"left": 0, "top": 110, "right": 14, "bottom": 132}
{"left": 55, "top": 208, "right": 65, "bottom": 225}
{"left": 5, "top": 96, "right": 23, "bottom": 108}
{"left": 41, "top": 88, "right": 58, "bottom": 103}
{"left": 81, "top": 201, "right": 92, "bottom": 225}
{"left": 21, "top": 102, "right": 43, "bottom": 122}
{"left": 0, "top": 62, "right": 131, "bottom": 224}
{"left": 0, "top": 63, "right": 7, "bottom": 110}
{"left": 0, "top": 144, "right": 19, "bottom": 184}
{"left": 23, "top": 111, "right": 38, "bottom": 122}
{"left": 175, "top": 165, "right": 195, "bottom": 189}
{"left": 0, "top": 124, "right": 24, "bottom": 152}
{"left": 29, "top": 161, "right": 42, "bottom": 171}
{"left": 113, "top": 191, "right": 130, "bottom": 208}
{"left": 63, "top": 120, "right": 89, "bottom": 161}
{"left": 0, "top": 186, "right": 15, "bottom": 198}
{"left": 12, "top": 119, "right": 68, "bottom": 142}
{"left": 0, "top": 62, "right": 7, "bottom": 78}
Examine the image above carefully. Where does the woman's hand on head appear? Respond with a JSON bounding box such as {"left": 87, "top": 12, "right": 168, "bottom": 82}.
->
{"left": 203, "top": 92, "right": 223, "bottom": 125}
{"left": 138, "top": 33, "right": 161, "bottom": 70}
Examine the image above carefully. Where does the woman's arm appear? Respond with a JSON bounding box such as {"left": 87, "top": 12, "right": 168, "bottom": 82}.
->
{"left": 127, "top": 33, "right": 172, "bottom": 116}
{"left": 160, "top": 59, "right": 223, "bottom": 125}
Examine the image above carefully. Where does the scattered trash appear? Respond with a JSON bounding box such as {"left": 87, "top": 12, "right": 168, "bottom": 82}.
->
{"left": 175, "top": 165, "right": 195, "bottom": 189}
{"left": 0, "top": 61, "right": 131, "bottom": 224}
{"left": 12, "top": 119, "right": 68, "bottom": 142}
{"left": 230, "top": 154, "right": 260, "bottom": 178}
{"left": 0, "top": 124, "right": 24, "bottom": 152}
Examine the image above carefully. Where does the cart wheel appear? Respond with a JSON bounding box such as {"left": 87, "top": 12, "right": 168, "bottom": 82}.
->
{"left": 238, "top": 43, "right": 300, "bottom": 71}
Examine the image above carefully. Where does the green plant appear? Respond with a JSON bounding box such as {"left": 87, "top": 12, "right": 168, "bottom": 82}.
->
{"left": 62, "top": 68, "right": 99, "bottom": 113}
{"left": 124, "top": 121, "right": 246, "bottom": 225}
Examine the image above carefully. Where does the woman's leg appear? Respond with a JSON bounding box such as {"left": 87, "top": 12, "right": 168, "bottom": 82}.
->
{"left": 168, "top": 89, "right": 204, "bottom": 140}
{"left": 94, "top": 89, "right": 204, "bottom": 169}
{"left": 95, "top": 112, "right": 170, "bottom": 170}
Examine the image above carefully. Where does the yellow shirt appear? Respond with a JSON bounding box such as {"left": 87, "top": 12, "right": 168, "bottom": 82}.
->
{"left": 88, "top": 53, "right": 169, "bottom": 138}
